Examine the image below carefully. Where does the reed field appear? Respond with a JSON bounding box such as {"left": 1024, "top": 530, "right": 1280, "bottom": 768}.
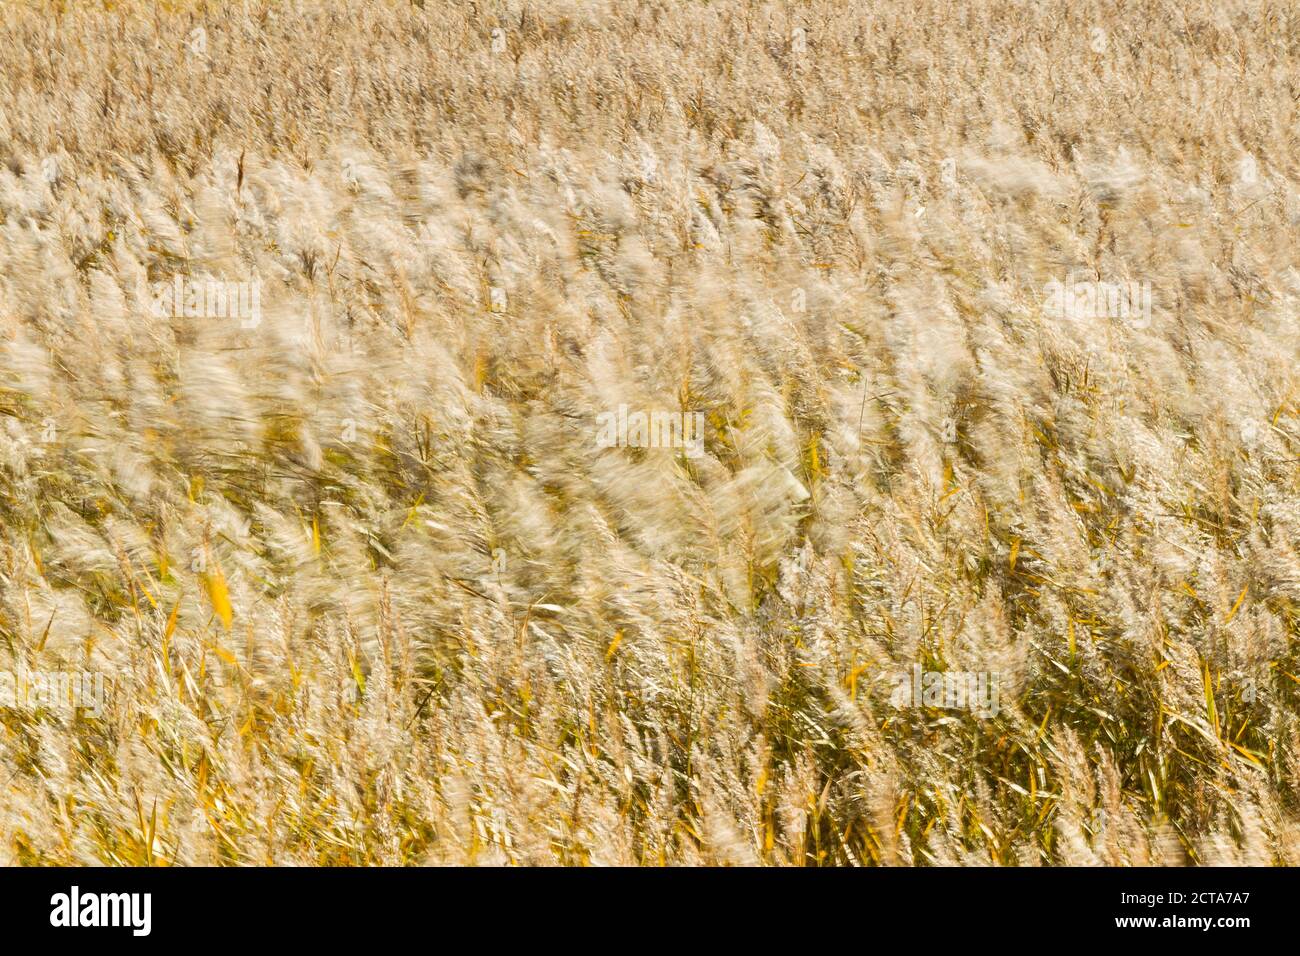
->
{"left": 0, "top": 0, "right": 1298, "bottom": 865}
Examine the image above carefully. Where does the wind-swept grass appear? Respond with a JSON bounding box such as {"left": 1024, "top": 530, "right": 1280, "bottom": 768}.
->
{"left": 0, "top": 0, "right": 1298, "bottom": 865}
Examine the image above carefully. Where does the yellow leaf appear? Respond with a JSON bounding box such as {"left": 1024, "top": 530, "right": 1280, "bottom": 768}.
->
{"left": 1009, "top": 537, "right": 1021, "bottom": 571}
{"left": 204, "top": 568, "right": 233, "bottom": 630}
{"left": 164, "top": 601, "right": 181, "bottom": 642}
{"left": 35, "top": 611, "right": 55, "bottom": 652}
{"left": 605, "top": 630, "right": 623, "bottom": 661}
{"left": 400, "top": 493, "right": 425, "bottom": 530}
{"left": 1224, "top": 586, "right": 1248, "bottom": 625}
{"left": 1229, "top": 742, "right": 1265, "bottom": 768}
{"left": 847, "top": 663, "right": 868, "bottom": 701}
{"left": 474, "top": 351, "right": 487, "bottom": 392}
{"left": 1202, "top": 659, "right": 1219, "bottom": 740}
{"left": 348, "top": 649, "right": 365, "bottom": 695}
